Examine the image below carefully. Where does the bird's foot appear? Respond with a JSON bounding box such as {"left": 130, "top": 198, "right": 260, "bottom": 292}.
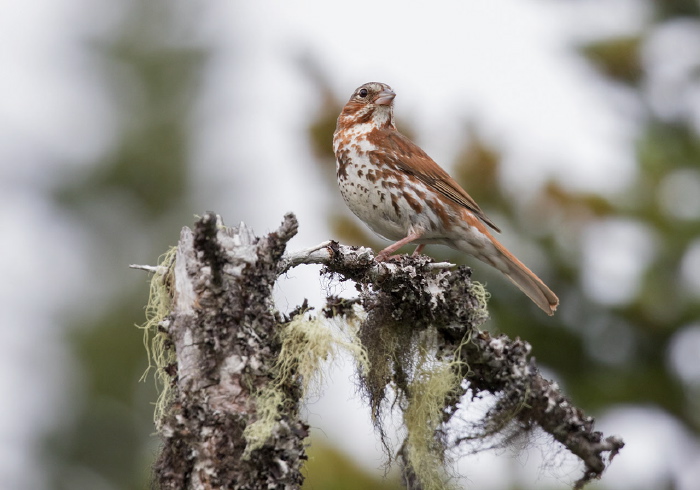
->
{"left": 375, "top": 252, "right": 403, "bottom": 262}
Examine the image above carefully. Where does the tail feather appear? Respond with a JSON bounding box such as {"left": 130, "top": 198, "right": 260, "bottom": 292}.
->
{"left": 492, "top": 240, "right": 559, "bottom": 316}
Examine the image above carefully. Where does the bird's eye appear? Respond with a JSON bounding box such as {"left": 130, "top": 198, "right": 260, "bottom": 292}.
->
{"left": 358, "top": 88, "right": 368, "bottom": 98}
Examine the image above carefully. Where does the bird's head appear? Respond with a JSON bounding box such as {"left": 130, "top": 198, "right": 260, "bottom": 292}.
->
{"left": 336, "top": 82, "right": 396, "bottom": 130}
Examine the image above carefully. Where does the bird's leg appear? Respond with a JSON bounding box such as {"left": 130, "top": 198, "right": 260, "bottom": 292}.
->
{"left": 376, "top": 231, "right": 423, "bottom": 262}
{"left": 412, "top": 244, "right": 425, "bottom": 256}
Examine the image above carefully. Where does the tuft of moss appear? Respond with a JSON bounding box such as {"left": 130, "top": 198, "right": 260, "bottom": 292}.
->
{"left": 242, "top": 384, "right": 288, "bottom": 457}
{"left": 356, "top": 272, "right": 483, "bottom": 489}
{"left": 468, "top": 281, "right": 490, "bottom": 324}
{"left": 244, "top": 306, "right": 369, "bottom": 456}
{"left": 276, "top": 308, "right": 368, "bottom": 394}
{"left": 359, "top": 299, "right": 418, "bottom": 431}
{"left": 138, "top": 247, "right": 177, "bottom": 428}
{"left": 403, "top": 360, "right": 460, "bottom": 490}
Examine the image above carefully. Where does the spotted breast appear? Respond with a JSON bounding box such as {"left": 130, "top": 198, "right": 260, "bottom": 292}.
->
{"left": 333, "top": 82, "right": 456, "bottom": 244}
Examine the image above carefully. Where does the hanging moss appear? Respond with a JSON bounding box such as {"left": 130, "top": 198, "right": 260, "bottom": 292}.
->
{"left": 243, "top": 307, "right": 369, "bottom": 457}
{"left": 138, "top": 247, "right": 177, "bottom": 428}
{"left": 403, "top": 360, "right": 461, "bottom": 490}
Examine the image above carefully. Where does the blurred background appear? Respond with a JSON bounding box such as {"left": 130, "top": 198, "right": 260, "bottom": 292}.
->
{"left": 2, "top": 0, "right": 700, "bottom": 488}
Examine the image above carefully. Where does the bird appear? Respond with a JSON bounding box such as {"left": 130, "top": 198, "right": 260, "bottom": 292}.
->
{"left": 332, "top": 82, "right": 559, "bottom": 315}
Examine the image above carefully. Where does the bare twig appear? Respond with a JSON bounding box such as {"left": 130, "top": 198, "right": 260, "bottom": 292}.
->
{"left": 277, "top": 240, "right": 455, "bottom": 276}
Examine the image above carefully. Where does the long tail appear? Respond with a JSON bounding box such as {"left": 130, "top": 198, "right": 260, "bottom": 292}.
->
{"left": 489, "top": 239, "right": 559, "bottom": 315}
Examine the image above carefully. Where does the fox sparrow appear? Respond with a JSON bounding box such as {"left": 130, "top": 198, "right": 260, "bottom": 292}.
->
{"left": 333, "top": 82, "right": 558, "bottom": 315}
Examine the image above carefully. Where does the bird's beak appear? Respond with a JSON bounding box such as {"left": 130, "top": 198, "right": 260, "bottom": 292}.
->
{"left": 374, "top": 89, "right": 396, "bottom": 106}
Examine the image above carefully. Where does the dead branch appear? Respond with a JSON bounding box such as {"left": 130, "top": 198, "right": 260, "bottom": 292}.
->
{"left": 132, "top": 212, "right": 623, "bottom": 490}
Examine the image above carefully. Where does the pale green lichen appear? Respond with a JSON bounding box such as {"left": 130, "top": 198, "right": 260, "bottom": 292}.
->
{"left": 404, "top": 360, "right": 460, "bottom": 490}
{"left": 468, "top": 280, "right": 490, "bottom": 324}
{"left": 275, "top": 307, "right": 368, "bottom": 393}
{"left": 242, "top": 384, "right": 287, "bottom": 457}
{"left": 243, "top": 306, "right": 369, "bottom": 457}
{"left": 359, "top": 288, "right": 478, "bottom": 489}
{"left": 137, "top": 247, "right": 177, "bottom": 429}
{"left": 400, "top": 327, "right": 476, "bottom": 490}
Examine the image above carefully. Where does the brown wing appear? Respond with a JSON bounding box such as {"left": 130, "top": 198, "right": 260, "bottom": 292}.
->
{"left": 371, "top": 129, "right": 501, "bottom": 233}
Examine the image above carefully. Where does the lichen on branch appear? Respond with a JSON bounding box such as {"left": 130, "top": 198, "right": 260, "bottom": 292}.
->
{"left": 133, "top": 212, "right": 623, "bottom": 490}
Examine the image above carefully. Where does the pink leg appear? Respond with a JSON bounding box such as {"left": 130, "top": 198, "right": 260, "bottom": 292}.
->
{"left": 376, "top": 230, "right": 423, "bottom": 262}
{"left": 412, "top": 244, "right": 425, "bottom": 256}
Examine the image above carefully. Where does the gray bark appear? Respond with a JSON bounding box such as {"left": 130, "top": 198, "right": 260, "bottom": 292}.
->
{"left": 133, "top": 212, "right": 623, "bottom": 490}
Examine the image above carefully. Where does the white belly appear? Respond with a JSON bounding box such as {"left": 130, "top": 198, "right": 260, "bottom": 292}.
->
{"left": 336, "top": 147, "right": 454, "bottom": 242}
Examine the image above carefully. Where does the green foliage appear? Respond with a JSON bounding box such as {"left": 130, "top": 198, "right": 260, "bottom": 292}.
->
{"left": 56, "top": 2, "right": 204, "bottom": 218}
{"left": 45, "top": 1, "right": 205, "bottom": 488}
{"left": 655, "top": 0, "right": 700, "bottom": 19}
{"left": 303, "top": 440, "right": 404, "bottom": 490}
{"left": 452, "top": 126, "right": 504, "bottom": 207}
{"left": 581, "top": 36, "right": 643, "bottom": 85}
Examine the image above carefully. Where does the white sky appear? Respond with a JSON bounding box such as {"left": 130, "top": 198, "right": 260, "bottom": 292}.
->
{"left": 2, "top": 0, "right": 699, "bottom": 489}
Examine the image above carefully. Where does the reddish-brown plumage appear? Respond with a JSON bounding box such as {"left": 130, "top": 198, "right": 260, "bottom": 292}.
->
{"left": 333, "top": 82, "right": 558, "bottom": 316}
